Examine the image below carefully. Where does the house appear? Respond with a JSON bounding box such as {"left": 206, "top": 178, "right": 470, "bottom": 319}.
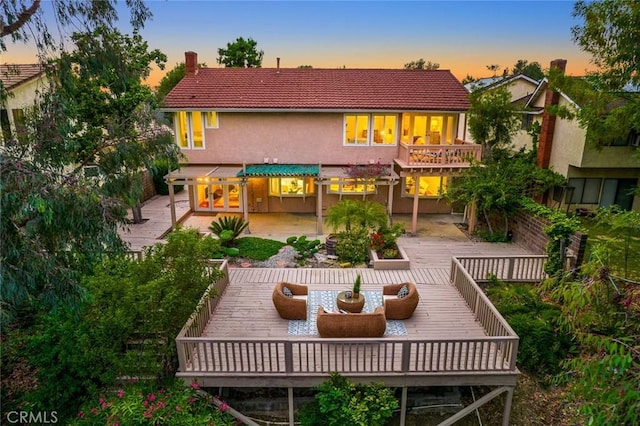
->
{"left": 466, "top": 60, "right": 640, "bottom": 212}
{"left": 0, "top": 64, "right": 47, "bottom": 143}
{"left": 162, "top": 52, "right": 481, "bottom": 234}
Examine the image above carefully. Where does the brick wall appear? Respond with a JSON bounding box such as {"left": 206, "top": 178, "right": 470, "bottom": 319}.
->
{"left": 142, "top": 170, "right": 156, "bottom": 201}
{"left": 509, "top": 209, "right": 588, "bottom": 268}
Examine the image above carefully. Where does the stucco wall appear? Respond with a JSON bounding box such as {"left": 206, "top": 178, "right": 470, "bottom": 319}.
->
{"left": 181, "top": 112, "right": 401, "bottom": 165}
{"left": 547, "top": 97, "right": 586, "bottom": 177}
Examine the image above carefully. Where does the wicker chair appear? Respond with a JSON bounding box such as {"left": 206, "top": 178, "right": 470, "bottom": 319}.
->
{"left": 272, "top": 281, "right": 308, "bottom": 320}
{"left": 383, "top": 282, "right": 419, "bottom": 320}
{"left": 316, "top": 307, "right": 386, "bottom": 338}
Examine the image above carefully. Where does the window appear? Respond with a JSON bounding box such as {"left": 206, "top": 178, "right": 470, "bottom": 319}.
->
{"left": 344, "top": 114, "right": 397, "bottom": 146}
{"left": 175, "top": 111, "right": 204, "bottom": 149}
{"left": 327, "top": 178, "right": 377, "bottom": 195}
{"left": 269, "top": 178, "right": 315, "bottom": 197}
{"left": 400, "top": 113, "right": 456, "bottom": 145}
{"left": 521, "top": 114, "right": 534, "bottom": 130}
{"left": 402, "top": 176, "right": 448, "bottom": 197}
{"left": 567, "top": 178, "right": 602, "bottom": 204}
{"left": 205, "top": 112, "right": 218, "bottom": 128}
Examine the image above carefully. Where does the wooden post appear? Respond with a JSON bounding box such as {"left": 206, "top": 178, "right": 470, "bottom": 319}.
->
{"left": 317, "top": 165, "right": 323, "bottom": 234}
{"left": 467, "top": 200, "right": 478, "bottom": 234}
{"left": 411, "top": 174, "right": 420, "bottom": 235}
{"left": 288, "top": 387, "right": 295, "bottom": 426}
{"left": 399, "top": 386, "right": 408, "bottom": 426}
{"left": 502, "top": 386, "right": 514, "bottom": 426}
{"left": 168, "top": 180, "right": 176, "bottom": 230}
{"left": 387, "top": 178, "right": 395, "bottom": 224}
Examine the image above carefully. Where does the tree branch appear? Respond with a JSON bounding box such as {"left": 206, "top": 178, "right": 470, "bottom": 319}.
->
{"left": 1, "top": 0, "right": 41, "bottom": 38}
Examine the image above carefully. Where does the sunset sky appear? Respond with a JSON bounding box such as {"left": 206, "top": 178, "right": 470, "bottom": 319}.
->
{"left": 7, "top": 0, "right": 596, "bottom": 87}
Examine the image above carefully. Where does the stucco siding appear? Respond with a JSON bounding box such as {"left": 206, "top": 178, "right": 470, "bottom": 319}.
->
{"left": 180, "top": 112, "right": 400, "bottom": 165}
{"left": 547, "top": 98, "right": 585, "bottom": 176}
{"left": 506, "top": 79, "right": 537, "bottom": 101}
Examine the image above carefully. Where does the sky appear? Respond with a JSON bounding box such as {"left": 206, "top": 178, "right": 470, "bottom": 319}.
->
{"left": 6, "top": 0, "right": 596, "bottom": 87}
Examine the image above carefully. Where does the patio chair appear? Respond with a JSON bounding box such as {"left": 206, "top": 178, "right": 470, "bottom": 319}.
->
{"left": 382, "top": 282, "right": 419, "bottom": 320}
{"left": 272, "top": 281, "right": 308, "bottom": 320}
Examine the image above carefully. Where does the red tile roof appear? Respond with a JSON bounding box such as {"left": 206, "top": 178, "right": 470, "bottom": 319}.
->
{"left": 0, "top": 64, "right": 45, "bottom": 90}
{"left": 163, "top": 67, "right": 470, "bottom": 111}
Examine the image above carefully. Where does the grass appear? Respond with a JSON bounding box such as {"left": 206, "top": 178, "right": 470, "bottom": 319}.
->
{"left": 234, "top": 237, "right": 285, "bottom": 261}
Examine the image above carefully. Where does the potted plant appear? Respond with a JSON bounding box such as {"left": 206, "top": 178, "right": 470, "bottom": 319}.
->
{"left": 352, "top": 273, "right": 362, "bottom": 298}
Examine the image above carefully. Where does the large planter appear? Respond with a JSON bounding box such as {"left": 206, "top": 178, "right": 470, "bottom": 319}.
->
{"left": 368, "top": 246, "right": 410, "bottom": 270}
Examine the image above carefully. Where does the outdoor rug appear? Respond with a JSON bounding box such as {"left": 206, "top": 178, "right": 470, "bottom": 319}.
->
{"left": 288, "top": 290, "right": 407, "bottom": 336}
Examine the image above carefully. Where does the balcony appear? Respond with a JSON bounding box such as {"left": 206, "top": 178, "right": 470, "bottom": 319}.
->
{"left": 395, "top": 140, "right": 482, "bottom": 170}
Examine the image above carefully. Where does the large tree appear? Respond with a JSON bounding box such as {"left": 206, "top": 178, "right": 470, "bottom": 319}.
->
{"left": 549, "top": 0, "right": 640, "bottom": 149}
{"left": 217, "top": 36, "right": 264, "bottom": 68}
{"left": 0, "top": 24, "right": 181, "bottom": 327}
{"left": 467, "top": 85, "right": 521, "bottom": 160}
{"left": 511, "top": 59, "right": 544, "bottom": 81}
{"left": 403, "top": 58, "right": 440, "bottom": 70}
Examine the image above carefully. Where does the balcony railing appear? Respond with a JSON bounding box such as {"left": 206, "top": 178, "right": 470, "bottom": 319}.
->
{"left": 397, "top": 141, "right": 482, "bottom": 167}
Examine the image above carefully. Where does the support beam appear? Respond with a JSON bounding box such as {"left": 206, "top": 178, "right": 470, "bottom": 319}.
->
{"left": 288, "top": 387, "right": 294, "bottom": 426}
{"left": 399, "top": 386, "right": 408, "bottom": 426}
{"left": 437, "top": 386, "right": 511, "bottom": 426}
{"left": 316, "top": 177, "right": 323, "bottom": 235}
{"left": 411, "top": 174, "right": 420, "bottom": 235}
{"left": 242, "top": 179, "right": 250, "bottom": 234}
{"left": 502, "top": 386, "right": 514, "bottom": 426}
{"left": 387, "top": 180, "right": 395, "bottom": 224}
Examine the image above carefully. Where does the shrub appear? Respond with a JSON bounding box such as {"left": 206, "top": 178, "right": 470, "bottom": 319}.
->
{"left": 208, "top": 216, "right": 249, "bottom": 246}
{"left": 71, "top": 379, "right": 237, "bottom": 425}
{"left": 335, "top": 227, "right": 371, "bottom": 265}
{"left": 325, "top": 200, "right": 388, "bottom": 232}
{"left": 287, "top": 235, "right": 321, "bottom": 260}
{"left": 370, "top": 222, "right": 405, "bottom": 253}
{"left": 299, "top": 372, "right": 398, "bottom": 426}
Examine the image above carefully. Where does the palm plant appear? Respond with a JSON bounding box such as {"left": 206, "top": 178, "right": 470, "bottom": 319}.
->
{"left": 325, "top": 200, "right": 388, "bottom": 232}
{"left": 208, "top": 216, "right": 249, "bottom": 246}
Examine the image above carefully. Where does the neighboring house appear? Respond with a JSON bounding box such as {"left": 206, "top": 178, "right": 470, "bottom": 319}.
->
{"left": 162, "top": 52, "right": 480, "bottom": 234}
{"left": 0, "top": 64, "right": 47, "bottom": 143}
{"left": 468, "top": 59, "right": 639, "bottom": 212}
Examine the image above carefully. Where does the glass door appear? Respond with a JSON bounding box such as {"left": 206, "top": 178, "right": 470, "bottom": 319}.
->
{"left": 195, "top": 181, "right": 242, "bottom": 212}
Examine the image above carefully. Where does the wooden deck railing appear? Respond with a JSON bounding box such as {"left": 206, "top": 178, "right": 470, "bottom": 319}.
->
{"left": 176, "top": 336, "right": 518, "bottom": 375}
{"left": 452, "top": 255, "right": 549, "bottom": 283}
{"left": 397, "top": 142, "right": 482, "bottom": 167}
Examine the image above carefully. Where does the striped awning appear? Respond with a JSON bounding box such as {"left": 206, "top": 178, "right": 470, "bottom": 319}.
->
{"left": 237, "top": 164, "right": 320, "bottom": 177}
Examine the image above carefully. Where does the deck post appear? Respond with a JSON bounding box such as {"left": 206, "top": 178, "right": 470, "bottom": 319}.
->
{"left": 399, "top": 386, "right": 408, "bottom": 426}
{"left": 502, "top": 386, "right": 514, "bottom": 426}
{"left": 168, "top": 180, "right": 176, "bottom": 230}
{"left": 316, "top": 173, "right": 323, "bottom": 235}
{"left": 411, "top": 174, "right": 419, "bottom": 235}
{"left": 241, "top": 178, "right": 250, "bottom": 234}
{"left": 288, "top": 387, "right": 294, "bottom": 426}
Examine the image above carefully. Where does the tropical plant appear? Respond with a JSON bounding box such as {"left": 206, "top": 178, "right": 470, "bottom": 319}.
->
{"left": 352, "top": 274, "right": 362, "bottom": 296}
{"left": 325, "top": 200, "right": 388, "bottom": 232}
{"left": 208, "top": 216, "right": 249, "bottom": 246}
{"left": 299, "top": 372, "right": 398, "bottom": 426}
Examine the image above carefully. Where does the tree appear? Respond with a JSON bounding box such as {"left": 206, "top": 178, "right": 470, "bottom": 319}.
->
{"left": 217, "top": 36, "right": 264, "bottom": 68}
{"left": 512, "top": 59, "right": 544, "bottom": 80}
{"left": 549, "top": 0, "right": 640, "bottom": 149}
{"left": 404, "top": 58, "right": 440, "bottom": 70}
{"left": 1, "top": 0, "right": 151, "bottom": 52}
{"left": 461, "top": 74, "right": 476, "bottom": 85}
{"left": 467, "top": 85, "right": 521, "bottom": 160}
{"left": 0, "top": 25, "right": 181, "bottom": 327}
{"left": 486, "top": 64, "right": 500, "bottom": 76}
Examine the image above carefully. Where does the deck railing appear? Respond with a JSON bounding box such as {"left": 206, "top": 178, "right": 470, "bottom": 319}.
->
{"left": 397, "top": 141, "right": 482, "bottom": 167}
{"left": 451, "top": 255, "right": 549, "bottom": 283}
{"left": 176, "top": 336, "right": 518, "bottom": 375}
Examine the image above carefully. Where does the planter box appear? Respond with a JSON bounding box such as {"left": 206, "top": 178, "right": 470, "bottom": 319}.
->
{"left": 369, "top": 246, "right": 410, "bottom": 270}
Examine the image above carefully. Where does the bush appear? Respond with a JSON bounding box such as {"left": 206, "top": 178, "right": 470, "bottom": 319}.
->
{"left": 208, "top": 216, "right": 249, "bottom": 246}
{"left": 485, "top": 279, "right": 570, "bottom": 378}
{"left": 287, "top": 235, "right": 321, "bottom": 260}
{"left": 299, "top": 372, "right": 398, "bottom": 426}
{"left": 335, "top": 227, "right": 371, "bottom": 265}
{"left": 71, "top": 379, "right": 237, "bottom": 425}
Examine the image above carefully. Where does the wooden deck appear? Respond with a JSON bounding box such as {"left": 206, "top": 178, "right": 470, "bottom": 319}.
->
{"left": 175, "top": 256, "right": 544, "bottom": 389}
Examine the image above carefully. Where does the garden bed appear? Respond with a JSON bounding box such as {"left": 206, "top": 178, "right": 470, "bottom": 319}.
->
{"left": 368, "top": 246, "right": 410, "bottom": 270}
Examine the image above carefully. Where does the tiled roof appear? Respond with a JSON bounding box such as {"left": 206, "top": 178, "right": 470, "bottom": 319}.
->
{"left": 164, "top": 68, "right": 470, "bottom": 111}
{"left": 237, "top": 164, "right": 320, "bottom": 177}
{"left": 0, "top": 64, "right": 44, "bottom": 90}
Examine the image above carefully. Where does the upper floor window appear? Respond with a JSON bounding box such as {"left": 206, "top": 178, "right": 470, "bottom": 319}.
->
{"left": 344, "top": 114, "right": 397, "bottom": 146}
{"left": 205, "top": 112, "right": 219, "bottom": 128}
{"left": 521, "top": 113, "right": 534, "bottom": 130}
{"left": 400, "top": 113, "right": 457, "bottom": 145}
{"left": 269, "top": 177, "right": 315, "bottom": 197}
{"left": 175, "top": 111, "right": 204, "bottom": 149}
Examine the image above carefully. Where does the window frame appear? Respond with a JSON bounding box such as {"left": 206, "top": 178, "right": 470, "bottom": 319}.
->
{"left": 174, "top": 111, "right": 206, "bottom": 150}
{"left": 268, "top": 177, "right": 316, "bottom": 197}
{"left": 567, "top": 177, "right": 602, "bottom": 204}
{"left": 343, "top": 113, "right": 398, "bottom": 147}
{"left": 327, "top": 178, "right": 378, "bottom": 195}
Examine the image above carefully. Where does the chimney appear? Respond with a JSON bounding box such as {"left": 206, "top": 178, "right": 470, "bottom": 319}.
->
{"left": 185, "top": 51, "right": 198, "bottom": 75}
{"left": 276, "top": 57, "right": 280, "bottom": 72}
{"left": 537, "top": 59, "right": 567, "bottom": 169}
